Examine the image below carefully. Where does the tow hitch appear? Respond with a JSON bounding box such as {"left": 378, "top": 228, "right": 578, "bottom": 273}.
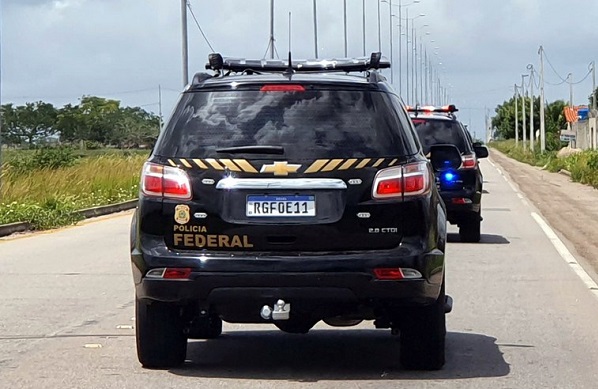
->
{"left": 260, "top": 299, "right": 291, "bottom": 320}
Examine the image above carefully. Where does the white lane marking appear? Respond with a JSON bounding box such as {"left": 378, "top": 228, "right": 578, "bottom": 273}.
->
{"left": 487, "top": 158, "right": 496, "bottom": 167}
{"left": 531, "top": 212, "right": 598, "bottom": 299}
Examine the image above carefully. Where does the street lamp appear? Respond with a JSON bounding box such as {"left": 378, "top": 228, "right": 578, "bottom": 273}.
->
{"left": 404, "top": 10, "right": 425, "bottom": 104}
{"left": 380, "top": 0, "right": 421, "bottom": 95}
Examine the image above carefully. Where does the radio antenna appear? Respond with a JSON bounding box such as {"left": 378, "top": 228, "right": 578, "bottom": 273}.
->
{"left": 286, "top": 12, "right": 294, "bottom": 75}
{"left": 288, "top": 12, "right": 292, "bottom": 54}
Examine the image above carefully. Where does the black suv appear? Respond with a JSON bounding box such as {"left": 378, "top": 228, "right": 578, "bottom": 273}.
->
{"left": 408, "top": 106, "right": 488, "bottom": 242}
{"left": 130, "top": 53, "right": 461, "bottom": 370}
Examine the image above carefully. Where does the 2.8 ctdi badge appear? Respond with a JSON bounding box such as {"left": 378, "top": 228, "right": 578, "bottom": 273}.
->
{"left": 174, "top": 204, "right": 191, "bottom": 225}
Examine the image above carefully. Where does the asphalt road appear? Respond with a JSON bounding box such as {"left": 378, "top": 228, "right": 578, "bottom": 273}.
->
{"left": 2, "top": 158, "right": 598, "bottom": 388}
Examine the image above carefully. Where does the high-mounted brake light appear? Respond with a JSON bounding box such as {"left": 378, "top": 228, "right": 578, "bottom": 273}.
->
{"left": 260, "top": 84, "right": 306, "bottom": 92}
{"left": 141, "top": 162, "right": 192, "bottom": 200}
{"left": 372, "top": 161, "right": 430, "bottom": 199}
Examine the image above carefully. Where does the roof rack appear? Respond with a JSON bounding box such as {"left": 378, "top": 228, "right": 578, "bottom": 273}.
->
{"left": 205, "top": 52, "right": 390, "bottom": 74}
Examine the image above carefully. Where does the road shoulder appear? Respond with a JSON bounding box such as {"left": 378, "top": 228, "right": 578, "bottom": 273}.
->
{"left": 489, "top": 149, "right": 598, "bottom": 282}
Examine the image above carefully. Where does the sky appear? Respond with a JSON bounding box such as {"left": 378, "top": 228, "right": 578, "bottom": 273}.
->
{"left": 2, "top": 0, "right": 597, "bottom": 141}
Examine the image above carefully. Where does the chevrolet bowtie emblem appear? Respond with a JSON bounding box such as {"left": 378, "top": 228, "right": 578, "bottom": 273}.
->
{"left": 260, "top": 161, "right": 301, "bottom": 176}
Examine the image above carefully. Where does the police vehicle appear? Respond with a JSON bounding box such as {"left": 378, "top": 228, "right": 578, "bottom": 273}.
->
{"left": 408, "top": 105, "right": 488, "bottom": 242}
{"left": 130, "top": 52, "right": 462, "bottom": 370}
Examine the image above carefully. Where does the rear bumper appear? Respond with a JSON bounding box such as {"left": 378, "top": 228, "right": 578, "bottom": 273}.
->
{"left": 131, "top": 234, "right": 445, "bottom": 308}
{"left": 441, "top": 188, "right": 481, "bottom": 221}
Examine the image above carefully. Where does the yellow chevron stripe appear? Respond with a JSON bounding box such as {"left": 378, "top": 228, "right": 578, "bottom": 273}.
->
{"left": 219, "top": 159, "right": 242, "bottom": 172}
{"left": 167, "top": 159, "right": 177, "bottom": 167}
{"left": 389, "top": 159, "right": 398, "bottom": 166}
{"left": 338, "top": 158, "right": 358, "bottom": 170}
{"left": 355, "top": 158, "right": 371, "bottom": 169}
{"left": 205, "top": 158, "right": 224, "bottom": 170}
{"left": 372, "top": 158, "right": 385, "bottom": 168}
{"left": 304, "top": 159, "right": 330, "bottom": 174}
{"left": 321, "top": 159, "right": 344, "bottom": 172}
{"left": 233, "top": 159, "right": 258, "bottom": 173}
{"left": 179, "top": 158, "right": 192, "bottom": 168}
{"left": 192, "top": 159, "right": 208, "bottom": 169}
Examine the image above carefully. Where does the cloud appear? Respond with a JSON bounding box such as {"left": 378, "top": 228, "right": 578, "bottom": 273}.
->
{"left": 2, "top": 0, "right": 596, "bottom": 136}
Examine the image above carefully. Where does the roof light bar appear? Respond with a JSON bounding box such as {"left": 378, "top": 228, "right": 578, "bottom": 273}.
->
{"left": 407, "top": 104, "right": 459, "bottom": 113}
{"left": 205, "top": 52, "right": 391, "bottom": 74}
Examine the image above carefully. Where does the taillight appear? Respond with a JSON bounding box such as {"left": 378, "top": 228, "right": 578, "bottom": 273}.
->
{"left": 141, "top": 162, "right": 192, "bottom": 200}
{"left": 461, "top": 153, "right": 477, "bottom": 169}
{"left": 372, "top": 161, "right": 430, "bottom": 199}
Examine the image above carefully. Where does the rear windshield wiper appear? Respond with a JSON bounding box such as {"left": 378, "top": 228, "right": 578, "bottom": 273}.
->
{"left": 216, "top": 145, "right": 285, "bottom": 155}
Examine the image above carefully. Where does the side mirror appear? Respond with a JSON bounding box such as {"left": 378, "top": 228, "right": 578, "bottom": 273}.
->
{"left": 430, "top": 144, "right": 462, "bottom": 171}
{"left": 474, "top": 145, "right": 489, "bottom": 159}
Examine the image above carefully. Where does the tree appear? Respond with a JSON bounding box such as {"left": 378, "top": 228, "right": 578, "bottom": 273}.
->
{"left": 1, "top": 104, "right": 21, "bottom": 146}
{"left": 3, "top": 96, "right": 160, "bottom": 148}
{"left": 492, "top": 97, "right": 566, "bottom": 151}
{"left": 1, "top": 102, "right": 57, "bottom": 146}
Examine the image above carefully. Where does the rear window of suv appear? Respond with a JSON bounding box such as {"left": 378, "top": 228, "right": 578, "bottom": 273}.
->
{"left": 155, "top": 89, "right": 416, "bottom": 159}
{"left": 412, "top": 118, "right": 468, "bottom": 155}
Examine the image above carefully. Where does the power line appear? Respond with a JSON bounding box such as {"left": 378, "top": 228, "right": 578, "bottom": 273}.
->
{"left": 543, "top": 49, "right": 568, "bottom": 83}
{"left": 187, "top": 1, "right": 215, "bottom": 52}
{"left": 570, "top": 68, "right": 593, "bottom": 85}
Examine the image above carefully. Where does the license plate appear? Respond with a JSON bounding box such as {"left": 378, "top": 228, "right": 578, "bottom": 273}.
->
{"left": 246, "top": 195, "right": 316, "bottom": 217}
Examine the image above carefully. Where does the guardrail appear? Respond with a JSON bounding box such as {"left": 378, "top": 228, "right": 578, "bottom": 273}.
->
{"left": 0, "top": 199, "right": 138, "bottom": 238}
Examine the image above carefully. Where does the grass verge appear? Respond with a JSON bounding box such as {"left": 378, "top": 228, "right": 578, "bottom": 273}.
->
{"left": 490, "top": 140, "right": 598, "bottom": 189}
{"left": 0, "top": 152, "right": 147, "bottom": 230}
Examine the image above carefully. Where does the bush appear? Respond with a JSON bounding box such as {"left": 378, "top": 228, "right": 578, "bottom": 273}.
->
{"left": 0, "top": 199, "right": 83, "bottom": 230}
{"left": 490, "top": 140, "right": 598, "bottom": 190}
{"left": 8, "top": 146, "right": 77, "bottom": 172}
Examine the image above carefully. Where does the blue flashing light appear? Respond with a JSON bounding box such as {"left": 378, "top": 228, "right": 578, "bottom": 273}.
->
{"left": 441, "top": 171, "right": 457, "bottom": 183}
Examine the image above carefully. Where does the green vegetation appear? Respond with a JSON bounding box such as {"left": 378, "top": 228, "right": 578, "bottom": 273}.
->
{"left": 490, "top": 140, "right": 598, "bottom": 189}
{"left": 0, "top": 95, "right": 157, "bottom": 231}
{"left": 0, "top": 150, "right": 147, "bottom": 230}
{"left": 1, "top": 96, "right": 160, "bottom": 148}
{"left": 491, "top": 98, "right": 567, "bottom": 150}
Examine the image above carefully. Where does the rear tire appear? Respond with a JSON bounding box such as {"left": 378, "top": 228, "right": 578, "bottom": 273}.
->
{"left": 459, "top": 212, "right": 481, "bottom": 243}
{"left": 399, "top": 283, "right": 446, "bottom": 370}
{"left": 136, "top": 299, "right": 187, "bottom": 369}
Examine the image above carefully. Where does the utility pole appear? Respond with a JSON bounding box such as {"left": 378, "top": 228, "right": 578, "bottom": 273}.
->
{"left": 343, "top": 0, "right": 348, "bottom": 57}
{"left": 522, "top": 74, "right": 528, "bottom": 149}
{"left": 398, "top": 0, "right": 402, "bottom": 95}
{"left": 389, "top": 0, "right": 394, "bottom": 85}
{"left": 539, "top": 46, "right": 546, "bottom": 152}
{"left": 592, "top": 61, "right": 596, "bottom": 113}
{"left": 419, "top": 42, "right": 423, "bottom": 104}
{"left": 568, "top": 73, "right": 573, "bottom": 108}
{"left": 269, "top": 0, "right": 275, "bottom": 59}
{"left": 181, "top": 0, "right": 189, "bottom": 86}
{"left": 362, "top": 0, "right": 366, "bottom": 56}
{"left": 514, "top": 84, "right": 519, "bottom": 146}
{"left": 158, "top": 85, "right": 163, "bottom": 131}
{"left": 377, "top": 0, "right": 381, "bottom": 52}
{"left": 313, "top": 0, "right": 319, "bottom": 59}
{"left": 424, "top": 48, "right": 428, "bottom": 103}
{"left": 528, "top": 65, "right": 535, "bottom": 152}
{"left": 405, "top": 9, "right": 410, "bottom": 103}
